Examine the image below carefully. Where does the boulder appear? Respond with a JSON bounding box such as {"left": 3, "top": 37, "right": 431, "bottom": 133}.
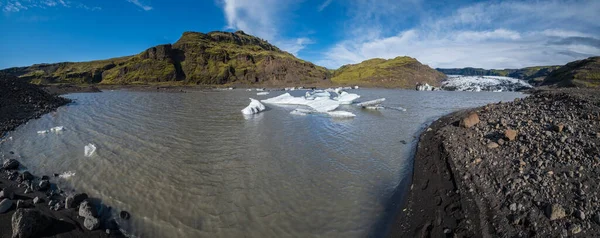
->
{"left": 0, "top": 187, "right": 15, "bottom": 199}
{"left": 545, "top": 203, "right": 566, "bottom": 220}
{"left": 593, "top": 213, "right": 600, "bottom": 225}
{"left": 2, "top": 159, "right": 20, "bottom": 170}
{"left": 459, "top": 113, "right": 480, "bottom": 128}
{"left": 0, "top": 198, "right": 13, "bottom": 214}
{"left": 11, "top": 208, "right": 52, "bottom": 238}
{"left": 120, "top": 211, "right": 131, "bottom": 220}
{"left": 79, "top": 200, "right": 98, "bottom": 218}
{"left": 65, "top": 193, "right": 88, "bottom": 209}
{"left": 83, "top": 216, "right": 101, "bottom": 230}
{"left": 32, "top": 197, "right": 43, "bottom": 204}
{"left": 504, "top": 129, "right": 518, "bottom": 141}
{"left": 19, "top": 171, "right": 34, "bottom": 181}
{"left": 38, "top": 180, "right": 50, "bottom": 191}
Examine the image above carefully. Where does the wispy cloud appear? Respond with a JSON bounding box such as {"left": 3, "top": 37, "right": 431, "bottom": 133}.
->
{"left": 126, "top": 0, "right": 152, "bottom": 11}
{"left": 1, "top": 0, "right": 100, "bottom": 12}
{"left": 219, "top": 0, "right": 313, "bottom": 56}
{"left": 317, "top": 0, "right": 332, "bottom": 12}
{"left": 318, "top": 0, "right": 600, "bottom": 69}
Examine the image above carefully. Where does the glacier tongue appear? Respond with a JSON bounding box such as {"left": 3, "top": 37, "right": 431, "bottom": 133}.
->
{"left": 442, "top": 75, "right": 532, "bottom": 92}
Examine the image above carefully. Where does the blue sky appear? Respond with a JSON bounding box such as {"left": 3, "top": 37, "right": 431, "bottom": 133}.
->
{"left": 1, "top": 0, "right": 599, "bottom": 70}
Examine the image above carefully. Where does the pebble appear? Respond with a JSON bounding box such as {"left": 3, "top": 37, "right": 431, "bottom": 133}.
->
{"left": 487, "top": 142, "right": 499, "bottom": 149}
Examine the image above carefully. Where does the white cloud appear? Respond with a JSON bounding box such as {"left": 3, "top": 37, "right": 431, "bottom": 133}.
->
{"left": 319, "top": 0, "right": 600, "bottom": 69}
{"left": 317, "top": 0, "right": 332, "bottom": 12}
{"left": 126, "top": 0, "right": 152, "bottom": 11}
{"left": 1, "top": 0, "right": 100, "bottom": 12}
{"left": 219, "top": 0, "right": 313, "bottom": 55}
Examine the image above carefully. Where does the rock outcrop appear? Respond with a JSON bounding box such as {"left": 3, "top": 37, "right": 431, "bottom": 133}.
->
{"left": 542, "top": 56, "right": 600, "bottom": 88}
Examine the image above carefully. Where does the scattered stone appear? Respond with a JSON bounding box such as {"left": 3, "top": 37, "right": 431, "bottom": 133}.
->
{"left": 0, "top": 198, "right": 13, "bottom": 214}
{"left": 487, "top": 142, "right": 499, "bottom": 149}
{"left": 553, "top": 123, "right": 565, "bottom": 132}
{"left": 65, "top": 193, "right": 88, "bottom": 209}
{"left": 24, "top": 188, "right": 31, "bottom": 194}
{"left": 460, "top": 113, "right": 480, "bottom": 128}
{"left": 593, "top": 213, "right": 600, "bottom": 225}
{"left": 32, "top": 197, "right": 43, "bottom": 204}
{"left": 545, "top": 203, "right": 566, "bottom": 220}
{"left": 569, "top": 223, "right": 582, "bottom": 234}
{"left": 0, "top": 187, "right": 15, "bottom": 199}
{"left": 48, "top": 200, "right": 57, "bottom": 207}
{"left": 545, "top": 131, "right": 552, "bottom": 137}
{"left": 79, "top": 200, "right": 98, "bottom": 218}
{"left": 120, "top": 210, "right": 131, "bottom": 220}
{"left": 11, "top": 208, "right": 52, "bottom": 238}
{"left": 497, "top": 138, "right": 505, "bottom": 145}
{"left": 574, "top": 209, "right": 586, "bottom": 220}
{"left": 509, "top": 203, "right": 518, "bottom": 211}
{"left": 38, "top": 180, "right": 50, "bottom": 191}
{"left": 84, "top": 216, "right": 100, "bottom": 230}
{"left": 20, "top": 171, "right": 34, "bottom": 181}
{"left": 2, "top": 158, "right": 20, "bottom": 170}
{"left": 505, "top": 129, "right": 517, "bottom": 141}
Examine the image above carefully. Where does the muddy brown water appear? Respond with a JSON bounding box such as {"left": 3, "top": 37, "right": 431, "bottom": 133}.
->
{"left": 0, "top": 89, "right": 525, "bottom": 237}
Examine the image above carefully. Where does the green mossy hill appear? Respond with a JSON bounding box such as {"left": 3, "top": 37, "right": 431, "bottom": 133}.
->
{"left": 1, "top": 31, "right": 330, "bottom": 86}
{"left": 331, "top": 57, "right": 446, "bottom": 88}
{"left": 542, "top": 56, "right": 600, "bottom": 88}
{"left": 436, "top": 66, "right": 561, "bottom": 85}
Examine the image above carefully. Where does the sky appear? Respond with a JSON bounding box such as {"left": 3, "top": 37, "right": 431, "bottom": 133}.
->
{"left": 1, "top": 0, "right": 599, "bottom": 70}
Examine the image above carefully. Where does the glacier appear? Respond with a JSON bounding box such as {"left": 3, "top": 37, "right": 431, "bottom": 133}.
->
{"left": 442, "top": 75, "right": 533, "bottom": 92}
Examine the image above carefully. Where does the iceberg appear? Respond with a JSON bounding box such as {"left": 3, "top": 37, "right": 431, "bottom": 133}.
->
{"left": 37, "top": 130, "right": 49, "bottom": 134}
{"left": 305, "top": 90, "right": 330, "bottom": 100}
{"left": 241, "top": 98, "right": 266, "bottom": 115}
{"left": 50, "top": 126, "right": 64, "bottom": 132}
{"left": 84, "top": 143, "right": 96, "bottom": 157}
{"left": 356, "top": 98, "right": 386, "bottom": 107}
{"left": 333, "top": 91, "right": 360, "bottom": 104}
{"left": 305, "top": 97, "right": 340, "bottom": 112}
{"left": 326, "top": 111, "right": 356, "bottom": 118}
{"left": 257, "top": 92, "right": 270, "bottom": 96}
{"left": 261, "top": 93, "right": 339, "bottom": 112}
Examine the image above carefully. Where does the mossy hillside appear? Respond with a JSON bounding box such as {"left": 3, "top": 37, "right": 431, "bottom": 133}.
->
{"left": 543, "top": 57, "right": 600, "bottom": 88}
{"left": 332, "top": 56, "right": 446, "bottom": 88}
{"left": 1, "top": 31, "right": 330, "bottom": 86}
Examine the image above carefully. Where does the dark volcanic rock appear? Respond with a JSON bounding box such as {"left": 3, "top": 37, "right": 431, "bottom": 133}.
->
{"left": 65, "top": 193, "right": 88, "bottom": 209}
{"left": 0, "top": 198, "right": 13, "bottom": 214}
{"left": 78, "top": 200, "right": 98, "bottom": 218}
{"left": 2, "top": 159, "right": 20, "bottom": 170}
{"left": 11, "top": 208, "right": 52, "bottom": 238}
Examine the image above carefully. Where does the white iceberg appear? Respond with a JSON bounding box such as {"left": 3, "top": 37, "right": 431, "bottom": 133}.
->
{"left": 241, "top": 98, "right": 266, "bottom": 115}
{"left": 305, "top": 90, "right": 330, "bottom": 100}
{"left": 356, "top": 98, "right": 386, "bottom": 107}
{"left": 257, "top": 92, "right": 270, "bottom": 96}
{"left": 84, "top": 143, "right": 96, "bottom": 157}
{"left": 333, "top": 91, "right": 360, "bottom": 104}
{"left": 37, "top": 130, "right": 49, "bottom": 134}
{"left": 326, "top": 111, "right": 356, "bottom": 118}
{"left": 364, "top": 106, "right": 385, "bottom": 110}
{"left": 262, "top": 93, "right": 339, "bottom": 112}
{"left": 59, "top": 171, "right": 76, "bottom": 179}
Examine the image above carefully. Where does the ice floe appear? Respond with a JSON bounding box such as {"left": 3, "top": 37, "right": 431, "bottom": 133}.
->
{"left": 333, "top": 91, "right": 360, "bottom": 105}
{"left": 326, "top": 111, "right": 356, "bottom": 118}
{"left": 356, "top": 98, "right": 386, "bottom": 107}
{"left": 241, "top": 98, "right": 266, "bottom": 115}
{"left": 442, "top": 75, "right": 533, "bottom": 92}
{"left": 256, "top": 92, "right": 270, "bottom": 96}
{"left": 37, "top": 126, "right": 65, "bottom": 134}
{"left": 84, "top": 143, "right": 96, "bottom": 157}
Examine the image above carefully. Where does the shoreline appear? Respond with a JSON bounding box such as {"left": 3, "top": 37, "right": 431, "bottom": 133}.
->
{"left": 1, "top": 75, "right": 128, "bottom": 237}
{"left": 388, "top": 88, "right": 600, "bottom": 237}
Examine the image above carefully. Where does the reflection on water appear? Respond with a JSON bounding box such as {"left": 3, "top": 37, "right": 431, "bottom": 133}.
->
{"left": 0, "top": 89, "right": 526, "bottom": 237}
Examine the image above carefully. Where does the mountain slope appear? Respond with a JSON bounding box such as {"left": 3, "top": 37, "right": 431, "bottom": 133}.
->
{"left": 1, "top": 31, "right": 330, "bottom": 86}
{"left": 436, "top": 66, "right": 560, "bottom": 85}
{"left": 542, "top": 56, "right": 600, "bottom": 88}
{"left": 332, "top": 57, "right": 446, "bottom": 88}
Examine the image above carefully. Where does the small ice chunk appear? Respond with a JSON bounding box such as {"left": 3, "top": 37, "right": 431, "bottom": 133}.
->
{"left": 59, "top": 171, "right": 76, "bottom": 179}
{"left": 388, "top": 106, "right": 407, "bottom": 112}
{"left": 333, "top": 91, "right": 360, "bottom": 105}
{"left": 365, "top": 106, "right": 385, "bottom": 110}
{"left": 50, "top": 126, "right": 64, "bottom": 132}
{"left": 326, "top": 111, "right": 356, "bottom": 118}
{"left": 305, "top": 90, "right": 330, "bottom": 100}
{"left": 257, "top": 92, "right": 270, "bottom": 96}
{"left": 37, "top": 130, "right": 49, "bottom": 134}
{"left": 241, "top": 98, "right": 266, "bottom": 115}
{"left": 84, "top": 143, "right": 96, "bottom": 157}
{"left": 354, "top": 86, "right": 359, "bottom": 89}
{"left": 356, "top": 98, "right": 386, "bottom": 107}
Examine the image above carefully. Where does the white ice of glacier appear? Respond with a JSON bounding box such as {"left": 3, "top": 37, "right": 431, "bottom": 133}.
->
{"left": 241, "top": 98, "right": 266, "bottom": 115}
{"left": 262, "top": 93, "right": 340, "bottom": 112}
{"left": 442, "top": 75, "right": 533, "bottom": 92}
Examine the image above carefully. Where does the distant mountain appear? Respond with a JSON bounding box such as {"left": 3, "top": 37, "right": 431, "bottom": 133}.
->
{"left": 332, "top": 57, "right": 446, "bottom": 88}
{"left": 542, "top": 56, "right": 600, "bottom": 88}
{"left": 1, "top": 31, "right": 330, "bottom": 86}
{"left": 436, "top": 66, "right": 560, "bottom": 85}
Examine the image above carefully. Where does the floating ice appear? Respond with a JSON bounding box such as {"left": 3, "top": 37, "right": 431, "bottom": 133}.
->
{"left": 364, "top": 106, "right": 385, "bottom": 110}
{"left": 354, "top": 86, "right": 359, "bottom": 89}
{"left": 37, "top": 130, "right": 49, "bottom": 134}
{"left": 305, "top": 90, "right": 330, "bottom": 100}
{"left": 84, "top": 143, "right": 96, "bottom": 157}
{"left": 257, "top": 92, "right": 270, "bottom": 96}
{"left": 356, "top": 98, "right": 386, "bottom": 107}
{"left": 290, "top": 108, "right": 314, "bottom": 116}
{"left": 50, "top": 126, "right": 64, "bottom": 132}
{"left": 416, "top": 83, "right": 434, "bottom": 91}
{"left": 333, "top": 91, "right": 360, "bottom": 105}
{"left": 241, "top": 98, "right": 266, "bottom": 115}
{"left": 326, "top": 111, "right": 356, "bottom": 118}
{"left": 59, "top": 171, "right": 76, "bottom": 179}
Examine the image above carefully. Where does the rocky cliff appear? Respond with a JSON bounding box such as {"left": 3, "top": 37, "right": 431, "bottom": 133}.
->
{"left": 1, "top": 31, "right": 330, "bottom": 86}
{"left": 542, "top": 56, "right": 600, "bottom": 88}
{"left": 331, "top": 56, "right": 446, "bottom": 88}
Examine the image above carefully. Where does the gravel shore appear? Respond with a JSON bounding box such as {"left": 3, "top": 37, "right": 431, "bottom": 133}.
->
{"left": 389, "top": 88, "right": 600, "bottom": 237}
{"left": 1, "top": 75, "right": 127, "bottom": 237}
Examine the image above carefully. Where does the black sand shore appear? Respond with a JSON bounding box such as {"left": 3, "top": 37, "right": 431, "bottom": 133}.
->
{"left": 388, "top": 88, "right": 600, "bottom": 237}
{"left": 1, "top": 75, "right": 126, "bottom": 237}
